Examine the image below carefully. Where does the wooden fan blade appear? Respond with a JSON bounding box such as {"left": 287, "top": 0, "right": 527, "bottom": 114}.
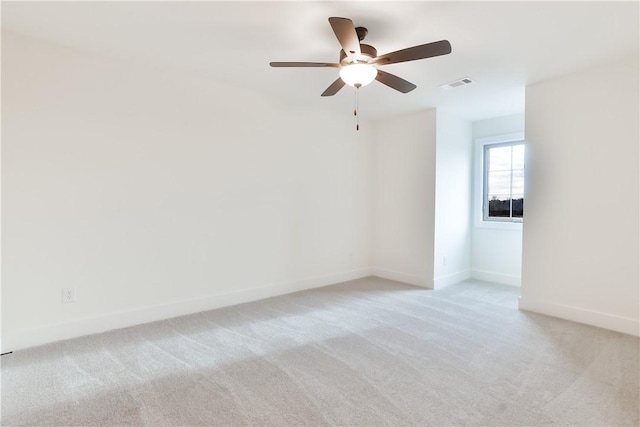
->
{"left": 321, "top": 78, "right": 346, "bottom": 97}
{"left": 375, "top": 70, "right": 417, "bottom": 93}
{"left": 372, "top": 40, "right": 451, "bottom": 65}
{"left": 328, "top": 17, "right": 361, "bottom": 59}
{"left": 270, "top": 62, "right": 340, "bottom": 68}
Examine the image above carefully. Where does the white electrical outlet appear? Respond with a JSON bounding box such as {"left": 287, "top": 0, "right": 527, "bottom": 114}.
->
{"left": 61, "top": 288, "right": 76, "bottom": 304}
{"left": 443, "top": 256, "right": 447, "bottom": 266}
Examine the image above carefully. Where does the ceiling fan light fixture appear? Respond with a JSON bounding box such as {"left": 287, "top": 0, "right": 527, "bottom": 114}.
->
{"left": 339, "top": 64, "right": 377, "bottom": 88}
{"left": 270, "top": 17, "right": 452, "bottom": 97}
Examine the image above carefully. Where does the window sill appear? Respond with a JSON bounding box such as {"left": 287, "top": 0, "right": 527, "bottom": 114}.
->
{"left": 474, "top": 220, "right": 523, "bottom": 231}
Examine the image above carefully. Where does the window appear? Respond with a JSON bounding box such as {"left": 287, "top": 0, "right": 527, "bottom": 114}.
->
{"left": 483, "top": 141, "right": 525, "bottom": 221}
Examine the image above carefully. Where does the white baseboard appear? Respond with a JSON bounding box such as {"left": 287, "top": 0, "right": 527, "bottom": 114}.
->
{"left": 370, "top": 267, "right": 433, "bottom": 289}
{"left": 518, "top": 297, "right": 640, "bottom": 337}
{"left": 2, "top": 268, "right": 372, "bottom": 352}
{"left": 471, "top": 269, "right": 521, "bottom": 287}
{"left": 433, "top": 270, "right": 470, "bottom": 289}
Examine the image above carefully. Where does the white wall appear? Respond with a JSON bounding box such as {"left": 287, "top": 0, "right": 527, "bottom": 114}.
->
{"left": 471, "top": 113, "right": 524, "bottom": 286}
{"left": 473, "top": 113, "right": 524, "bottom": 140}
{"left": 433, "top": 110, "right": 472, "bottom": 288}
{"left": 372, "top": 110, "right": 437, "bottom": 288}
{"left": 521, "top": 58, "right": 639, "bottom": 336}
{"left": 1, "top": 32, "right": 375, "bottom": 352}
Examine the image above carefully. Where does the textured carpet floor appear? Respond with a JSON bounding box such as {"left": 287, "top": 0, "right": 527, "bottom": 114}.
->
{"left": 1, "top": 277, "right": 638, "bottom": 426}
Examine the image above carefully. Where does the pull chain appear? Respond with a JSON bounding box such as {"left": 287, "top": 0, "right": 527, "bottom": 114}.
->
{"left": 353, "top": 87, "right": 357, "bottom": 117}
{"left": 354, "top": 84, "right": 361, "bottom": 131}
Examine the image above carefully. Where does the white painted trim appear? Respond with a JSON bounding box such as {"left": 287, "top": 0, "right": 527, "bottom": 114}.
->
{"left": 518, "top": 297, "right": 640, "bottom": 337}
{"left": 475, "top": 132, "right": 525, "bottom": 146}
{"left": 371, "top": 267, "right": 433, "bottom": 289}
{"left": 2, "top": 268, "right": 372, "bottom": 352}
{"left": 433, "top": 270, "right": 470, "bottom": 289}
{"left": 471, "top": 269, "right": 521, "bottom": 287}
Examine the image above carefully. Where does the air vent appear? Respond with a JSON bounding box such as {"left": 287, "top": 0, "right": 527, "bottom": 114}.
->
{"left": 441, "top": 77, "right": 474, "bottom": 89}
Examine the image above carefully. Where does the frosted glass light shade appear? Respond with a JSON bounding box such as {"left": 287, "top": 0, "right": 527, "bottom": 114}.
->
{"left": 339, "top": 64, "right": 377, "bottom": 87}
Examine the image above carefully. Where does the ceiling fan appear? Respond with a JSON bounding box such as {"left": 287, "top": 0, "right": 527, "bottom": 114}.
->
{"left": 270, "top": 17, "right": 452, "bottom": 96}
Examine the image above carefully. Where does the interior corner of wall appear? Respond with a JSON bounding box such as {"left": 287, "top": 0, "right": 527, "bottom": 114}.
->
{"left": 433, "top": 270, "right": 471, "bottom": 290}
{"left": 371, "top": 267, "right": 433, "bottom": 289}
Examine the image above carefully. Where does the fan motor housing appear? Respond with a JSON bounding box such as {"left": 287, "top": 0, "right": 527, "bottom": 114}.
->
{"left": 340, "top": 44, "right": 378, "bottom": 65}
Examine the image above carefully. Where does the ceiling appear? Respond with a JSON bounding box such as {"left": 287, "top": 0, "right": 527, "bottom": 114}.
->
{"left": 2, "top": 1, "right": 638, "bottom": 121}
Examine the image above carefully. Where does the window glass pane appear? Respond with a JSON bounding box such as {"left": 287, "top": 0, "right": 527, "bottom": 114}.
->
{"left": 512, "top": 169, "right": 524, "bottom": 194}
{"left": 512, "top": 194, "right": 524, "bottom": 217}
{"left": 488, "top": 196, "right": 511, "bottom": 217}
{"left": 489, "top": 146, "right": 511, "bottom": 171}
{"left": 488, "top": 171, "right": 511, "bottom": 195}
{"left": 512, "top": 144, "right": 525, "bottom": 170}
{"left": 483, "top": 141, "right": 525, "bottom": 222}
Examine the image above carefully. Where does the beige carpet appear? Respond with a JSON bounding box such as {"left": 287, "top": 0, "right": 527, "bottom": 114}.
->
{"left": 1, "top": 277, "right": 638, "bottom": 426}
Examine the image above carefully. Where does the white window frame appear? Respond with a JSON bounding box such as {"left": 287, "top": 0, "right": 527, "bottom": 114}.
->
{"left": 483, "top": 141, "right": 525, "bottom": 222}
{"left": 473, "top": 132, "right": 525, "bottom": 230}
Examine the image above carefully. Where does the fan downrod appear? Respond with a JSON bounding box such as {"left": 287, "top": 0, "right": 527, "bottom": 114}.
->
{"left": 355, "top": 27, "right": 368, "bottom": 41}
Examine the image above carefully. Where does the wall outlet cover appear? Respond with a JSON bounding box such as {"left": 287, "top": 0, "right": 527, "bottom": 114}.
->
{"left": 62, "top": 288, "right": 76, "bottom": 304}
